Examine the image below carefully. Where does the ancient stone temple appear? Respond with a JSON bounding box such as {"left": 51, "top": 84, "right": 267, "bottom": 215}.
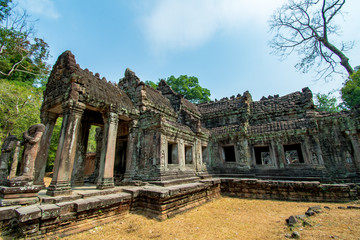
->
{"left": 35, "top": 50, "right": 359, "bottom": 195}
{"left": 0, "top": 50, "right": 359, "bottom": 238}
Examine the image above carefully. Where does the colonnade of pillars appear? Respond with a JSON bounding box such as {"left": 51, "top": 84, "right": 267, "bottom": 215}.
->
{"left": 34, "top": 101, "right": 127, "bottom": 196}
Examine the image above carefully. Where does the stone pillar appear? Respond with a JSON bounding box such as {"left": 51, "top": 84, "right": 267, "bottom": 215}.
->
{"left": 178, "top": 139, "right": 185, "bottom": 170}
{"left": 97, "top": 112, "right": 119, "bottom": 189}
{"left": 71, "top": 120, "right": 91, "bottom": 186}
{"left": 346, "top": 131, "right": 360, "bottom": 173}
{"left": 46, "top": 101, "right": 85, "bottom": 196}
{"left": 34, "top": 112, "right": 58, "bottom": 185}
{"left": 123, "top": 121, "right": 138, "bottom": 181}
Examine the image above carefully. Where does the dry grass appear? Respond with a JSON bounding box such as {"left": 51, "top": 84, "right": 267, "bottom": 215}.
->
{"left": 44, "top": 176, "right": 52, "bottom": 187}
{"left": 63, "top": 197, "right": 360, "bottom": 240}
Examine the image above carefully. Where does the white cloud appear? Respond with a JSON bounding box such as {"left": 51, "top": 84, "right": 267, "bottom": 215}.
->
{"left": 143, "top": 0, "right": 286, "bottom": 53}
{"left": 17, "top": 0, "right": 60, "bottom": 19}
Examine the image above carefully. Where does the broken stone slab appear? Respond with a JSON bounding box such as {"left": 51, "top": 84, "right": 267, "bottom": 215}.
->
{"left": 306, "top": 206, "right": 322, "bottom": 216}
{"left": 295, "top": 214, "right": 306, "bottom": 220}
{"left": 15, "top": 205, "right": 41, "bottom": 222}
{"left": 286, "top": 216, "right": 298, "bottom": 225}
{"left": 38, "top": 204, "right": 60, "bottom": 220}
{"left": 0, "top": 205, "right": 21, "bottom": 221}
{"left": 347, "top": 206, "right": 360, "bottom": 209}
{"left": 303, "top": 220, "right": 312, "bottom": 227}
{"left": 291, "top": 231, "right": 300, "bottom": 239}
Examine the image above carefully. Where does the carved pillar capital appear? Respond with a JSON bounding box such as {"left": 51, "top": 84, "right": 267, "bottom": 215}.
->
{"left": 40, "top": 111, "right": 58, "bottom": 125}
{"left": 62, "top": 101, "right": 86, "bottom": 116}
{"left": 103, "top": 111, "right": 119, "bottom": 125}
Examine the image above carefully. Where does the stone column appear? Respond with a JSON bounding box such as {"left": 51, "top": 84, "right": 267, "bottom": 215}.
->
{"left": 71, "top": 120, "right": 91, "bottom": 186}
{"left": 97, "top": 112, "right": 119, "bottom": 189}
{"left": 123, "top": 121, "right": 138, "bottom": 181}
{"left": 346, "top": 131, "right": 360, "bottom": 173}
{"left": 46, "top": 101, "right": 85, "bottom": 196}
{"left": 34, "top": 112, "right": 58, "bottom": 185}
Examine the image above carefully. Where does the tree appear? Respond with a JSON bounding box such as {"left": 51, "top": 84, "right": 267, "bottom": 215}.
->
{"left": 0, "top": 79, "right": 42, "bottom": 143}
{"left": 0, "top": 1, "right": 50, "bottom": 84}
{"left": 0, "top": 0, "right": 11, "bottom": 21}
{"left": 315, "top": 91, "right": 342, "bottom": 112}
{"left": 341, "top": 69, "right": 360, "bottom": 109}
{"left": 269, "top": 0, "right": 354, "bottom": 80}
{"left": 145, "top": 75, "right": 211, "bottom": 104}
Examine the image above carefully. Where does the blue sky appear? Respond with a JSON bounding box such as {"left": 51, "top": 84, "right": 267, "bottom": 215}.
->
{"left": 17, "top": 0, "right": 360, "bottom": 101}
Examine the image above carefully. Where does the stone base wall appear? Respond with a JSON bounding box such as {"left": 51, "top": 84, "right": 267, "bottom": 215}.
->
{"left": 0, "top": 178, "right": 359, "bottom": 239}
{"left": 0, "top": 192, "right": 133, "bottom": 239}
{"left": 221, "top": 178, "right": 360, "bottom": 202}
{"left": 136, "top": 179, "right": 221, "bottom": 220}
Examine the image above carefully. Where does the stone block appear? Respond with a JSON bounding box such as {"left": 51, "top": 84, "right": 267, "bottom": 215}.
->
{"left": 0, "top": 197, "right": 39, "bottom": 207}
{"left": 38, "top": 204, "right": 60, "bottom": 220}
{"left": 0, "top": 205, "right": 20, "bottom": 221}
{"left": 73, "top": 197, "right": 102, "bottom": 212}
{"left": 56, "top": 201, "right": 76, "bottom": 214}
{"left": 16, "top": 205, "right": 41, "bottom": 222}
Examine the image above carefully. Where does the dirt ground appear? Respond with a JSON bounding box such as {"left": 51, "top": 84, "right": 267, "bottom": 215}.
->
{"left": 63, "top": 197, "right": 360, "bottom": 240}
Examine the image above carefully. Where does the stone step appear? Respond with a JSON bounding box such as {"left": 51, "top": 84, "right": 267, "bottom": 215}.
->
{"left": 148, "top": 177, "right": 201, "bottom": 187}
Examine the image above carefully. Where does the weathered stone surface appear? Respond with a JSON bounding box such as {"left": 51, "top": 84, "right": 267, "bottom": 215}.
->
{"left": 16, "top": 205, "right": 41, "bottom": 222}
{"left": 38, "top": 204, "right": 60, "bottom": 220}
{"left": 0, "top": 205, "right": 20, "bottom": 220}
{"left": 0, "top": 197, "right": 39, "bottom": 207}
{"left": 286, "top": 216, "right": 298, "bottom": 225}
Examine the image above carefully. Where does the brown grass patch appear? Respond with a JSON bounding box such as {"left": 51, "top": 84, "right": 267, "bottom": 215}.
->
{"left": 63, "top": 197, "right": 360, "bottom": 240}
{"left": 44, "top": 176, "right": 52, "bottom": 187}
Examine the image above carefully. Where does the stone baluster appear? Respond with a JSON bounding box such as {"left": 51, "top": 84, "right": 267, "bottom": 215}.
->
{"left": 46, "top": 101, "right": 85, "bottom": 196}
{"left": 34, "top": 112, "right": 58, "bottom": 185}
{"left": 97, "top": 112, "right": 119, "bottom": 189}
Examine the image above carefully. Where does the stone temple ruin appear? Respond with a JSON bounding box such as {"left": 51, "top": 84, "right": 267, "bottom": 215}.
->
{"left": 0, "top": 51, "right": 359, "bottom": 238}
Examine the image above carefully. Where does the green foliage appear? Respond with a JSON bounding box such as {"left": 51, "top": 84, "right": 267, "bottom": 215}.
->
{"left": 315, "top": 91, "right": 342, "bottom": 113}
{"left": 0, "top": 79, "right": 41, "bottom": 144}
{"left": 0, "top": 0, "right": 11, "bottom": 21}
{"left": 144, "top": 80, "right": 157, "bottom": 89}
{"left": 166, "top": 75, "right": 211, "bottom": 104}
{"left": 341, "top": 69, "right": 360, "bottom": 109}
{"left": 145, "top": 75, "right": 211, "bottom": 104}
{"left": 87, "top": 126, "right": 97, "bottom": 153}
{"left": 0, "top": 1, "right": 50, "bottom": 85}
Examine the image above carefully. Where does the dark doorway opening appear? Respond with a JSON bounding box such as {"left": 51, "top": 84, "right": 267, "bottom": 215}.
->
{"left": 224, "top": 146, "right": 236, "bottom": 162}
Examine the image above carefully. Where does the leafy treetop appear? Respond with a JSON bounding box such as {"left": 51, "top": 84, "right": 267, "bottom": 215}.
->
{"left": 146, "top": 75, "right": 211, "bottom": 104}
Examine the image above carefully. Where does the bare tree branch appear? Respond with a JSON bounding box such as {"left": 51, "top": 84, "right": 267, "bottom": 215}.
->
{"left": 269, "top": 0, "right": 353, "bottom": 80}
